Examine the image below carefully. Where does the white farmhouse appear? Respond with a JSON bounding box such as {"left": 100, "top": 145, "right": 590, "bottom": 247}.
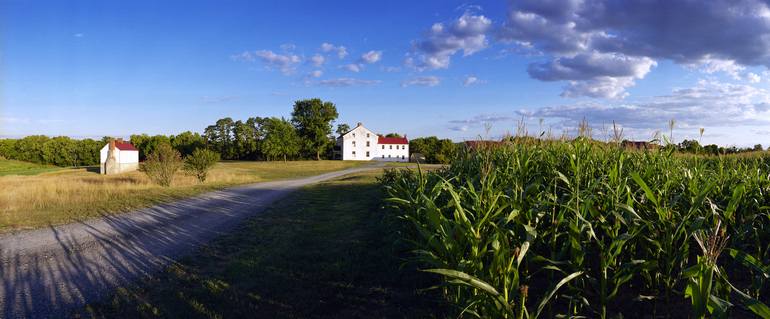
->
{"left": 99, "top": 139, "right": 139, "bottom": 174}
{"left": 335, "top": 123, "right": 409, "bottom": 162}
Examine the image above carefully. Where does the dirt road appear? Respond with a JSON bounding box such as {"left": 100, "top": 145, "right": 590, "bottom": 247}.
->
{"left": 0, "top": 165, "right": 381, "bottom": 318}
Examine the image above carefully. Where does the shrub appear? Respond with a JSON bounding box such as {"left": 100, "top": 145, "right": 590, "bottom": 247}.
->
{"left": 141, "top": 143, "right": 182, "bottom": 187}
{"left": 183, "top": 148, "right": 220, "bottom": 183}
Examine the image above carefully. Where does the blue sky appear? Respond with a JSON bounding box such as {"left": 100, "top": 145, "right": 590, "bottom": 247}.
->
{"left": 3, "top": 0, "right": 770, "bottom": 146}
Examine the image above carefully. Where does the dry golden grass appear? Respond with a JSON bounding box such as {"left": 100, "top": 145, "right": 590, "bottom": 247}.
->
{"left": 0, "top": 160, "right": 363, "bottom": 232}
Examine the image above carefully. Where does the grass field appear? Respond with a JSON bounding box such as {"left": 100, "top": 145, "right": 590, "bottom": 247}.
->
{"left": 0, "top": 158, "right": 64, "bottom": 176}
{"left": 0, "top": 160, "right": 364, "bottom": 232}
{"left": 82, "top": 170, "right": 442, "bottom": 318}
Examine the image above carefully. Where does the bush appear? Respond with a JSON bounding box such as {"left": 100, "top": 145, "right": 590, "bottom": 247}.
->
{"left": 183, "top": 149, "right": 220, "bottom": 183}
{"left": 141, "top": 143, "right": 182, "bottom": 187}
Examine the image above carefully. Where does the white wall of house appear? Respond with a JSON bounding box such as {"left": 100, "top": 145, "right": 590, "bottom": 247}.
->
{"left": 337, "top": 123, "right": 409, "bottom": 162}
{"left": 99, "top": 144, "right": 139, "bottom": 174}
{"left": 100, "top": 146, "right": 139, "bottom": 164}
{"left": 338, "top": 125, "right": 378, "bottom": 161}
{"left": 374, "top": 143, "right": 409, "bottom": 162}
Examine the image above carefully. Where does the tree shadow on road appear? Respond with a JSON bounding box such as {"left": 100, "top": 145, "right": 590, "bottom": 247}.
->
{"left": 0, "top": 183, "right": 290, "bottom": 318}
{"left": 82, "top": 173, "right": 444, "bottom": 318}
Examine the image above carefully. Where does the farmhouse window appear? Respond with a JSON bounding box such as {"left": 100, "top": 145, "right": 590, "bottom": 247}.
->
{"left": 389, "top": 145, "right": 392, "bottom": 149}
{"left": 366, "top": 141, "right": 370, "bottom": 147}
{"left": 366, "top": 151, "right": 370, "bottom": 157}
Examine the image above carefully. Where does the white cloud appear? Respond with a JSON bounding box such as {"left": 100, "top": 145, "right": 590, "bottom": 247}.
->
{"left": 280, "top": 43, "right": 296, "bottom": 51}
{"left": 410, "top": 12, "right": 492, "bottom": 70}
{"left": 310, "top": 54, "right": 325, "bottom": 67}
{"left": 519, "top": 80, "right": 770, "bottom": 138}
{"left": 748, "top": 72, "right": 762, "bottom": 83}
{"left": 499, "top": 0, "right": 770, "bottom": 98}
{"left": 317, "top": 78, "right": 381, "bottom": 87}
{"left": 402, "top": 76, "right": 441, "bottom": 87}
{"left": 561, "top": 77, "right": 637, "bottom": 99}
{"left": 73, "top": 33, "right": 84, "bottom": 38}
{"left": 447, "top": 114, "right": 514, "bottom": 133}
{"left": 450, "top": 114, "right": 512, "bottom": 125}
{"left": 231, "top": 50, "right": 302, "bottom": 75}
{"left": 340, "top": 63, "right": 363, "bottom": 73}
{"left": 230, "top": 51, "right": 256, "bottom": 62}
{"left": 382, "top": 66, "right": 402, "bottom": 72}
{"left": 449, "top": 125, "right": 470, "bottom": 132}
{"left": 528, "top": 51, "right": 656, "bottom": 98}
{"left": 463, "top": 75, "right": 485, "bottom": 86}
{"left": 321, "top": 42, "right": 348, "bottom": 59}
{"left": 361, "top": 50, "right": 382, "bottom": 63}
{"left": 691, "top": 57, "right": 746, "bottom": 80}
{"left": 309, "top": 70, "right": 323, "bottom": 78}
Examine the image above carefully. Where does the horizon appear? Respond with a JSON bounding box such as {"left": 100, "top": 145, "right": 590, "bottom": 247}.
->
{"left": 4, "top": 1, "right": 770, "bottom": 147}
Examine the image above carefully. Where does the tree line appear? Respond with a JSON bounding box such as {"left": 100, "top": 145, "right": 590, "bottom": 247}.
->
{"left": 0, "top": 99, "right": 342, "bottom": 167}
{"left": 0, "top": 136, "right": 104, "bottom": 167}
{"left": 408, "top": 136, "right": 457, "bottom": 164}
{"left": 201, "top": 98, "right": 338, "bottom": 161}
{"left": 668, "top": 139, "right": 765, "bottom": 155}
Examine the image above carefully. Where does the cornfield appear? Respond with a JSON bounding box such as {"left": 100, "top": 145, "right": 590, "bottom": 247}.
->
{"left": 381, "top": 139, "right": 770, "bottom": 318}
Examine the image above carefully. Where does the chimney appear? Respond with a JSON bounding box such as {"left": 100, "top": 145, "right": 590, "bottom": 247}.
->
{"left": 357, "top": 122, "right": 363, "bottom": 127}
{"left": 109, "top": 139, "right": 116, "bottom": 151}
{"left": 116, "top": 138, "right": 124, "bottom": 143}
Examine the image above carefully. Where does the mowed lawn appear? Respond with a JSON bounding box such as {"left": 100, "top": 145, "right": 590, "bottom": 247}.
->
{"left": 82, "top": 170, "right": 443, "bottom": 318}
{"left": 0, "top": 158, "right": 64, "bottom": 176}
{"left": 0, "top": 160, "right": 364, "bottom": 232}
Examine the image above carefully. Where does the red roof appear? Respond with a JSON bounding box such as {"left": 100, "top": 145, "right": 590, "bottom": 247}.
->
{"left": 378, "top": 136, "right": 408, "bottom": 144}
{"left": 115, "top": 142, "right": 138, "bottom": 151}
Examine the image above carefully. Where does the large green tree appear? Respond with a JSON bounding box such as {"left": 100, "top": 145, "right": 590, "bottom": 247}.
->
{"left": 262, "top": 117, "right": 301, "bottom": 162}
{"left": 335, "top": 123, "right": 351, "bottom": 136}
{"left": 291, "top": 98, "right": 339, "bottom": 160}
{"left": 171, "top": 131, "right": 206, "bottom": 157}
{"left": 41, "top": 136, "right": 78, "bottom": 167}
{"left": 233, "top": 120, "right": 258, "bottom": 160}
{"left": 409, "top": 136, "right": 457, "bottom": 164}
{"left": 75, "top": 138, "right": 101, "bottom": 165}
{"left": 204, "top": 117, "right": 235, "bottom": 160}
{"left": 130, "top": 134, "right": 171, "bottom": 161}
{"left": 246, "top": 117, "right": 268, "bottom": 159}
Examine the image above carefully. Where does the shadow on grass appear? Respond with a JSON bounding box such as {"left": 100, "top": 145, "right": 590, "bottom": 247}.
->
{"left": 82, "top": 176, "right": 444, "bottom": 318}
{"left": 84, "top": 166, "right": 101, "bottom": 174}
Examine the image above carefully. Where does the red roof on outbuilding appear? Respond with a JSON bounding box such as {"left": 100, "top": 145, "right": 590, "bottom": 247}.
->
{"left": 115, "top": 142, "right": 138, "bottom": 151}
{"left": 378, "top": 136, "right": 408, "bottom": 144}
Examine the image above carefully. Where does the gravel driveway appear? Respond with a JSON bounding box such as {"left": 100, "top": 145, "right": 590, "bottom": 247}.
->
{"left": 0, "top": 165, "right": 381, "bottom": 318}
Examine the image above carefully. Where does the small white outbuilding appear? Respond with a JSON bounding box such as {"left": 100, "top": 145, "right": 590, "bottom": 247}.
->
{"left": 99, "top": 139, "right": 139, "bottom": 175}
